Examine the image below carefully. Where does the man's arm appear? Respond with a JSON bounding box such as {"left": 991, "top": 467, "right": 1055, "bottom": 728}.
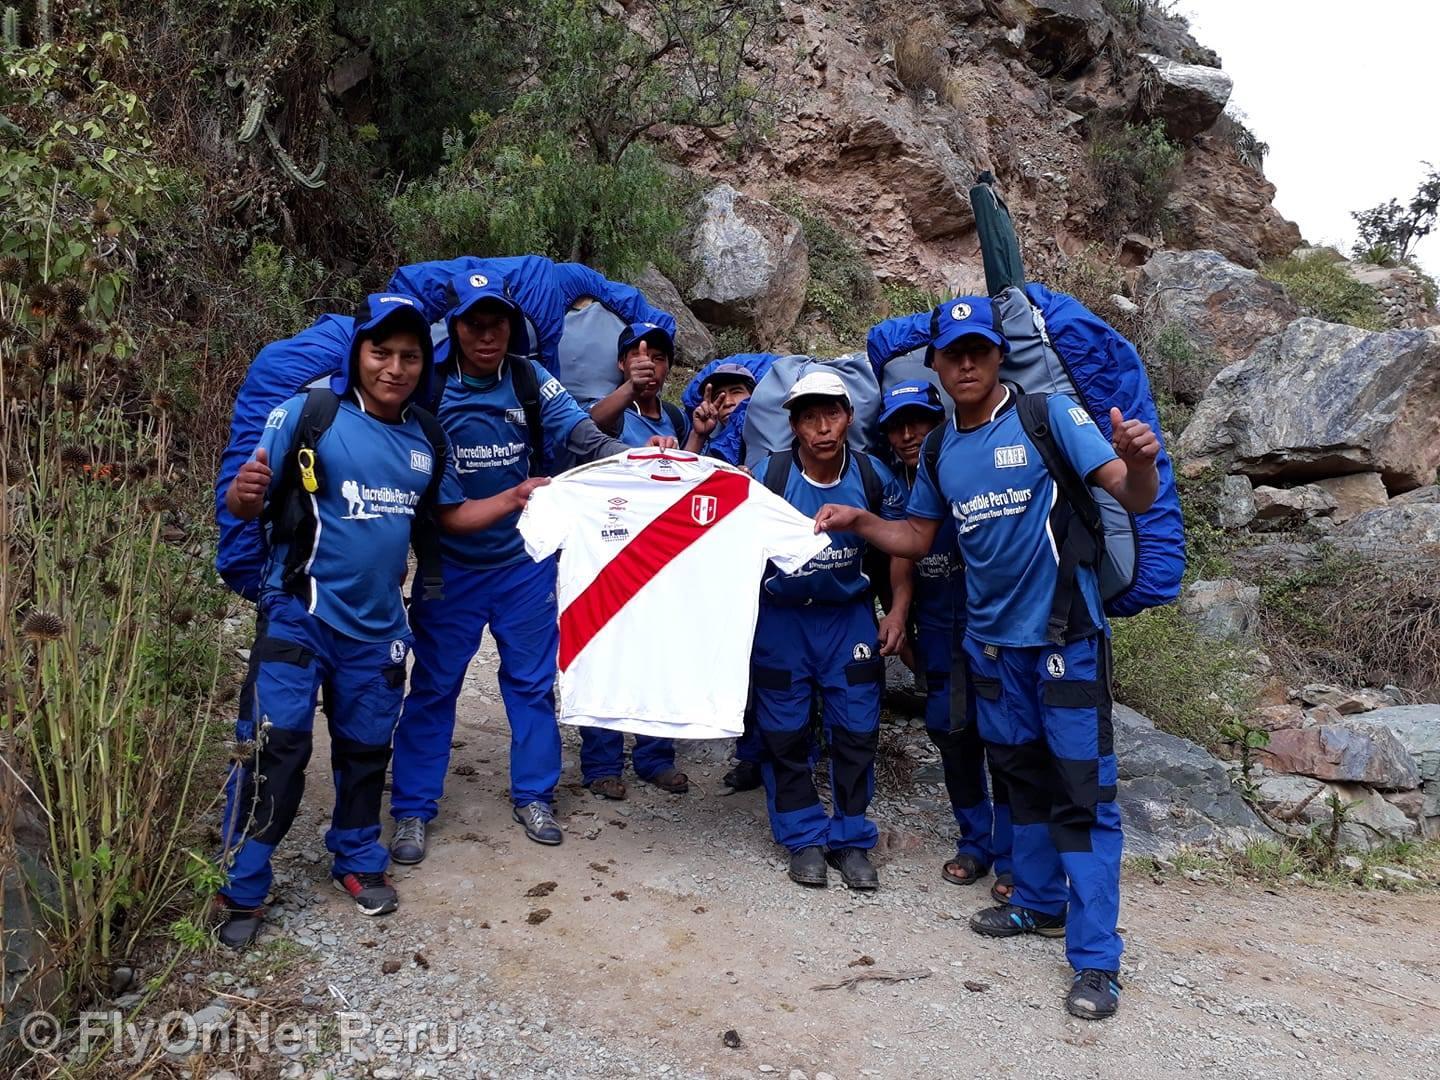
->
{"left": 587, "top": 345, "right": 658, "bottom": 436}
{"left": 877, "top": 556, "right": 914, "bottom": 656}
{"left": 812, "top": 505, "right": 940, "bottom": 560}
{"left": 564, "top": 418, "right": 674, "bottom": 462}
{"left": 1090, "top": 407, "right": 1160, "bottom": 514}
{"left": 436, "top": 478, "right": 551, "bottom": 533}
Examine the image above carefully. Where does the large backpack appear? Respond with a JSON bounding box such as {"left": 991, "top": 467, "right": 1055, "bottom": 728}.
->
{"left": 263, "top": 387, "right": 450, "bottom": 603}
{"left": 678, "top": 353, "right": 778, "bottom": 465}
{"left": 737, "top": 353, "right": 884, "bottom": 469}
{"left": 870, "top": 176, "right": 1185, "bottom": 619}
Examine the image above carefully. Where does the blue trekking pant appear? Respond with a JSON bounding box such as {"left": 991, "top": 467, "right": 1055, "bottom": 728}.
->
{"left": 391, "top": 555, "right": 561, "bottom": 819}
{"left": 914, "top": 617, "right": 1010, "bottom": 875}
{"left": 220, "top": 591, "right": 409, "bottom": 909}
{"left": 964, "top": 634, "right": 1123, "bottom": 973}
{"left": 752, "top": 601, "right": 881, "bottom": 852}
{"left": 579, "top": 729, "right": 676, "bottom": 785}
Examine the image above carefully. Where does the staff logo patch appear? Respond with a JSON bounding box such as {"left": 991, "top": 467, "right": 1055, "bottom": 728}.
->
{"left": 1046, "top": 653, "right": 1066, "bottom": 679}
{"left": 468, "top": 273, "right": 489, "bottom": 288}
{"left": 409, "top": 450, "right": 432, "bottom": 473}
{"left": 853, "top": 642, "right": 873, "bottom": 661}
{"left": 504, "top": 407, "right": 527, "bottom": 425}
{"left": 390, "top": 640, "right": 407, "bottom": 664}
{"left": 994, "top": 444, "right": 1028, "bottom": 468}
{"left": 950, "top": 302, "right": 973, "bottom": 321}
{"left": 691, "top": 494, "right": 717, "bottom": 526}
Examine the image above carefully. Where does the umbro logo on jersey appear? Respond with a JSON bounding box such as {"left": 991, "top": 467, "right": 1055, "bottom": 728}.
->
{"left": 1046, "top": 653, "right": 1066, "bottom": 678}
{"left": 608, "top": 497, "right": 627, "bottom": 508}
{"left": 1069, "top": 406, "right": 1093, "bottom": 427}
{"left": 994, "top": 444, "right": 1028, "bottom": 468}
{"left": 505, "top": 407, "right": 526, "bottom": 425}
{"left": 265, "top": 407, "right": 288, "bottom": 430}
{"left": 539, "top": 378, "right": 564, "bottom": 401}
{"left": 410, "top": 450, "right": 432, "bottom": 473}
{"left": 691, "top": 494, "right": 718, "bottom": 526}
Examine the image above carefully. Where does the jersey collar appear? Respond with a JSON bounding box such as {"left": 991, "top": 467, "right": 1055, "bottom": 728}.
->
{"left": 952, "top": 385, "right": 1014, "bottom": 433}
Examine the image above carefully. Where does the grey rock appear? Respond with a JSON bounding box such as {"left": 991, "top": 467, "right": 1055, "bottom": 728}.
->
{"left": 1314, "top": 473, "right": 1389, "bottom": 524}
{"left": 1214, "top": 474, "right": 1257, "bottom": 529}
{"left": 1257, "top": 719, "right": 1421, "bottom": 790}
{"left": 1292, "top": 684, "right": 1394, "bottom": 715}
{"left": 630, "top": 265, "right": 716, "bottom": 369}
{"left": 687, "top": 184, "right": 808, "bottom": 348}
{"left": 1338, "top": 502, "right": 1440, "bottom": 551}
{"left": 1135, "top": 251, "right": 1297, "bottom": 403}
{"left": 1179, "top": 320, "right": 1440, "bottom": 492}
{"left": 1251, "top": 484, "right": 1337, "bottom": 526}
{"left": 1114, "top": 704, "right": 1267, "bottom": 856}
{"left": 1137, "top": 53, "right": 1233, "bottom": 142}
{"left": 1392, "top": 484, "right": 1439, "bottom": 506}
{"left": 1253, "top": 774, "right": 1419, "bottom": 850}
{"left": 1344, "top": 706, "right": 1440, "bottom": 792}
{"left": 1180, "top": 578, "right": 1260, "bottom": 641}
{"left": 191, "top": 1004, "right": 233, "bottom": 1029}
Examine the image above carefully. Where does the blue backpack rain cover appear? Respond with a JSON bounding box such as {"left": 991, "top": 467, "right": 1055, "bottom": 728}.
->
{"left": 737, "top": 353, "right": 884, "bottom": 469}
{"left": 867, "top": 285, "right": 1185, "bottom": 617}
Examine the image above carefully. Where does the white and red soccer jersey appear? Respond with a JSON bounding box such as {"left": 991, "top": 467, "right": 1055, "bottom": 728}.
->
{"left": 517, "top": 449, "right": 830, "bottom": 739}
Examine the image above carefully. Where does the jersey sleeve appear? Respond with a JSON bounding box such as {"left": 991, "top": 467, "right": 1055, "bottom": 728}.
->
{"left": 436, "top": 438, "right": 464, "bottom": 507}
{"left": 254, "top": 394, "right": 304, "bottom": 504}
{"left": 872, "top": 459, "right": 909, "bottom": 522}
{"left": 906, "top": 449, "right": 946, "bottom": 521}
{"left": 746, "top": 479, "right": 832, "bottom": 573}
{"left": 535, "top": 362, "right": 590, "bottom": 460}
{"left": 516, "top": 480, "right": 575, "bottom": 561}
{"left": 1048, "top": 395, "right": 1118, "bottom": 483}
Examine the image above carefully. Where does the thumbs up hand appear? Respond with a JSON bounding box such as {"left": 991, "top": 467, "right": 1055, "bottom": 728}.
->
{"left": 1108, "top": 407, "right": 1158, "bottom": 466}
{"left": 231, "top": 447, "right": 272, "bottom": 514}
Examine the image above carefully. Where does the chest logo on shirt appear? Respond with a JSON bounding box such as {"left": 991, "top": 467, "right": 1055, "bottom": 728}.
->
{"left": 853, "top": 642, "right": 873, "bottom": 661}
{"left": 994, "top": 444, "right": 1028, "bottom": 469}
{"left": 691, "top": 494, "right": 718, "bottom": 526}
{"left": 339, "top": 478, "right": 420, "bottom": 520}
{"left": 1046, "top": 653, "right": 1066, "bottom": 679}
{"left": 410, "top": 450, "right": 432, "bottom": 473}
{"left": 505, "top": 407, "right": 527, "bottom": 426}
{"left": 469, "top": 273, "right": 489, "bottom": 288}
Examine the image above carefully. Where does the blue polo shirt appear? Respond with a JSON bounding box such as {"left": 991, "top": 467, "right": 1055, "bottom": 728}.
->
{"left": 257, "top": 394, "right": 457, "bottom": 642}
{"left": 434, "top": 359, "right": 588, "bottom": 568}
{"left": 762, "top": 450, "right": 907, "bottom": 606}
{"left": 907, "top": 389, "right": 1117, "bottom": 647}
{"left": 618, "top": 403, "right": 688, "bottom": 448}
{"left": 895, "top": 464, "right": 963, "bottom": 632}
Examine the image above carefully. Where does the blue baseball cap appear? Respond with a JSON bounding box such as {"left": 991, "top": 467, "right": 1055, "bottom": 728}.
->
{"left": 617, "top": 321, "right": 674, "bottom": 359}
{"left": 927, "top": 296, "right": 1009, "bottom": 364}
{"left": 446, "top": 269, "right": 521, "bottom": 323}
{"left": 337, "top": 292, "right": 434, "bottom": 397}
{"left": 877, "top": 380, "right": 944, "bottom": 428}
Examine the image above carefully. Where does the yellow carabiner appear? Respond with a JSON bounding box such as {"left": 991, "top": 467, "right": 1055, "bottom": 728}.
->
{"left": 297, "top": 448, "right": 319, "bottom": 493}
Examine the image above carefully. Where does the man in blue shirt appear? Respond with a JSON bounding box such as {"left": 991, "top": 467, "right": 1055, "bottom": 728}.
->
{"left": 216, "top": 294, "right": 547, "bottom": 948}
{"left": 389, "top": 272, "right": 670, "bottom": 863}
{"left": 753, "top": 371, "right": 912, "bottom": 890}
{"left": 876, "top": 381, "right": 1012, "bottom": 900}
{"left": 815, "top": 298, "right": 1160, "bottom": 1020}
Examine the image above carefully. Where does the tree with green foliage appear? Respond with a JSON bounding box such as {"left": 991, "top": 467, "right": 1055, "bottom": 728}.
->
{"left": 1351, "top": 163, "right": 1440, "bottom": 263}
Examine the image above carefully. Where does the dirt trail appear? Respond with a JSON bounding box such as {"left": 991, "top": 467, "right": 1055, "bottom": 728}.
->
{"left": 267, "top": 641, "right": 1440, "bottom": 1079}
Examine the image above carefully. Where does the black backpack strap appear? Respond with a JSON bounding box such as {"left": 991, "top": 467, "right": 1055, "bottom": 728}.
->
{"left": 762, "top": 447, "right": 793, "bottom": 496}
{"left": 1016, "top": 390, "right": 1103, "bottom": 644}
{"left": 273, "top": 387, "right": 342, "bottom": 598}
{"left": 853, "top": 450, "right": 892, "bottom": 604}
{"left": 662, "top": 400, "right": 688, "bottom": 444}
{"left": 507, "top": 355, "right": 546, "bottom": 475}
{"left": 853, "top": 449, "right": 883, "bottom": 515}
{"left": 408, "top": 405, "right": 449, "bottom": 603}
{"left": 920, "top": 425, "right": 945, "bottom": 494}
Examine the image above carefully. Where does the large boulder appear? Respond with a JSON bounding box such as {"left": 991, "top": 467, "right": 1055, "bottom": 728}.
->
{"left": 687, "top": 184, "right": 809, "bottom": 348}
{"left": 1253, "top": 773, "right": 1420, "bottom": 851}
{"left": 1113, "top": 705, "right": 1267, "bottom": 855}
{"left": 1179, "top": 578, "right": 1260, "bottom": 641}
{"left": 1314, "top": 473, "right": 1390, "bottom": 525}
{"left": 1012, "top": 0, "right": 1114, "bottom": 79}
{"left": 1250, "top": 484, "right": 1337, "bottom": 528}
{"left": 1177, "top": 320, "right": 1440, "bottom": 493}
{"left": 1338, "top": 502, "right": 1440, "bottom": 550}
{"left": 1256, "top": 719, "right": 1421, "bottom": 790}
{"left": 1345, "top": 706, "right": 1440, "bottom": 826}
{"left": 1135, "top": 250, "right": 1297, "bottom": 402}
{"left": 1214, "top": 474, "right": 1257, "bottom": 529}
{"left": 1137, "top": 53, "right": 1232, "bottom": 142}
{"left": 1164, "top": 137, "right": 1303, "bottom": 269}
{"left": 629, "top": 264, "right": 716, "bottom": 369}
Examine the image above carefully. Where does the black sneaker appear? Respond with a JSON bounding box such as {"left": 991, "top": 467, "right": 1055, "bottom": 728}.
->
{"left": 722, "top": 760, "right": 762, "bottom": 792}
{"left": 332, "top": 872, "right": 399, "bottom": 916}
{"left": 788, "top": 845, "right": 828, "bottom": 886}
{"left": 1066, "top": 969, "right": 1121, "bottom": 1020}
{"left": 968, "top": 903, "right": 1066, "bottom": 938}
{"left": 391, "top": 817, "right": 427, "bottom": 865}
{"left": 214, "top": 895, "right": 265, "bottom": 950}
{"left": 826, "top": 847, "right": 879, "bottom": 890}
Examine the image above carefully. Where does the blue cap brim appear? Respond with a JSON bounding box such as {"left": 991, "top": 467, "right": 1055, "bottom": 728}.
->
{"left": 357, "top": 304, "right": 430, "bottom": 340}
{"left": 878, "top": 398, "right": 944, "bottom": 427}
{"left": 931, "top": 323, "right": 1007, "bottom": 354}
{"left": 451, "top": 291, "right": 520, "bottom": 323}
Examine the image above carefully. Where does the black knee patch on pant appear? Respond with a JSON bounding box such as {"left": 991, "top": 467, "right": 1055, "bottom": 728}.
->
{"left": 1097, "top": 637, "right": 1115, "bottom": 758}
{"left": 331, "top": 737, "right": 392, "bottom": 832}
{"left": 1049, "top": 756, "right": 1100, "bottom": 853}
{"left": 245, "top": 727, "right": 314, "bottom": 846}
{"left": 752, "top": 665, "right": 792, "bottom": 691}
{"left": 986, "top": 741, "right": 1054, "bottom": 827}
{"left": 927, "top": 726, "right": 986, "bottom": 808}
{"left": 761, "top": 726, "right": 819, "bottom": 813}
{"left": 829, "top": 726, "right": 878, "bottom": 816}
{"left": 844, "top": 658, "right": 883, "bottom": 686}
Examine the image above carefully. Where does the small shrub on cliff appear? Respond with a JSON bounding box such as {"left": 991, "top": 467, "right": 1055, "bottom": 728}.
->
{"left": 1087, "top": 119, "right": 1183, "bottom": 238}
{"left": 1260, "top": 255, "right": 1385, "bottom": 331}
{"left": 774, "top": 193, "right": 880, "bottom": 348}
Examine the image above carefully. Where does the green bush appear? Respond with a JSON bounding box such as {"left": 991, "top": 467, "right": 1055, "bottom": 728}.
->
{"left": 1260, "top": 255, "right": 1385, "bottom": 330}
{"left": 1087, "top": 119, "right": 1183, "bottom": 237}
{"left": 774, "top": 192, "right": 880, "bottom": 348}
{"left": 880, "top": 281, "right": 944, "bottom": 318}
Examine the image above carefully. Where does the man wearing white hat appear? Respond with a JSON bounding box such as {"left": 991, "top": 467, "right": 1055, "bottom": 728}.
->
{"left": 750, "top": 370, "right": 911, "bottom": 890}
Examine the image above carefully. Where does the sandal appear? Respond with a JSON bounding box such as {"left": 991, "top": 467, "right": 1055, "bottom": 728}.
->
{"left": 990, "top": 872, "right": 1014, "bottom": 904}
{"left": 646, "top": 768, "right": 690, "bottom": 794}
{"left": 588, "top": 776, "right": 627, "bottom": 800}
{"left": 942, "top": 853, "right": 987, "bottom": 886}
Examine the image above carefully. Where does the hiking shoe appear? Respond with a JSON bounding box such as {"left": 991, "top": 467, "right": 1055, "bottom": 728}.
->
{"left": 788, "top": 845, "right": 828, "bottom": 886}
{"left": 968, "top": 903, "right": 1066, "bottom": 939}
{"left": 512, "top": 802, "right": 563, "bottom": 846}
{"left": 722, "top": 760, "right": 762, "bottom": 791}
{"left": 1066, "top": 969, "right": 1121, "bottom": 1020}
{"left": 391, "top": 817, "right": 427, "bottom": 865}
{"left": 214, "top": 895, "right": 265, "bottom": 950}
{"left": 332, "top": 872, "right": 399, "bottom": 916}
{"left": 826, "top": 847, "right": 879, "bottom": 890}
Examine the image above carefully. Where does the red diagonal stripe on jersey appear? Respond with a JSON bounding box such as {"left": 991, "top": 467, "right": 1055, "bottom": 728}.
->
{"left": 559, "top": 470, "right": 750, "bottom": 671}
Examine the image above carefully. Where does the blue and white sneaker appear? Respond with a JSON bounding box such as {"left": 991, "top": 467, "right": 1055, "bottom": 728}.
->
{"left": 512, "top": 802, "right": 563, "bottom": 846}
{"left": 1066, "top": 969, "right": 1121, "bottom": 1019}
{"left": 968, "top": 902, "right": 1067, "bottom": 938}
